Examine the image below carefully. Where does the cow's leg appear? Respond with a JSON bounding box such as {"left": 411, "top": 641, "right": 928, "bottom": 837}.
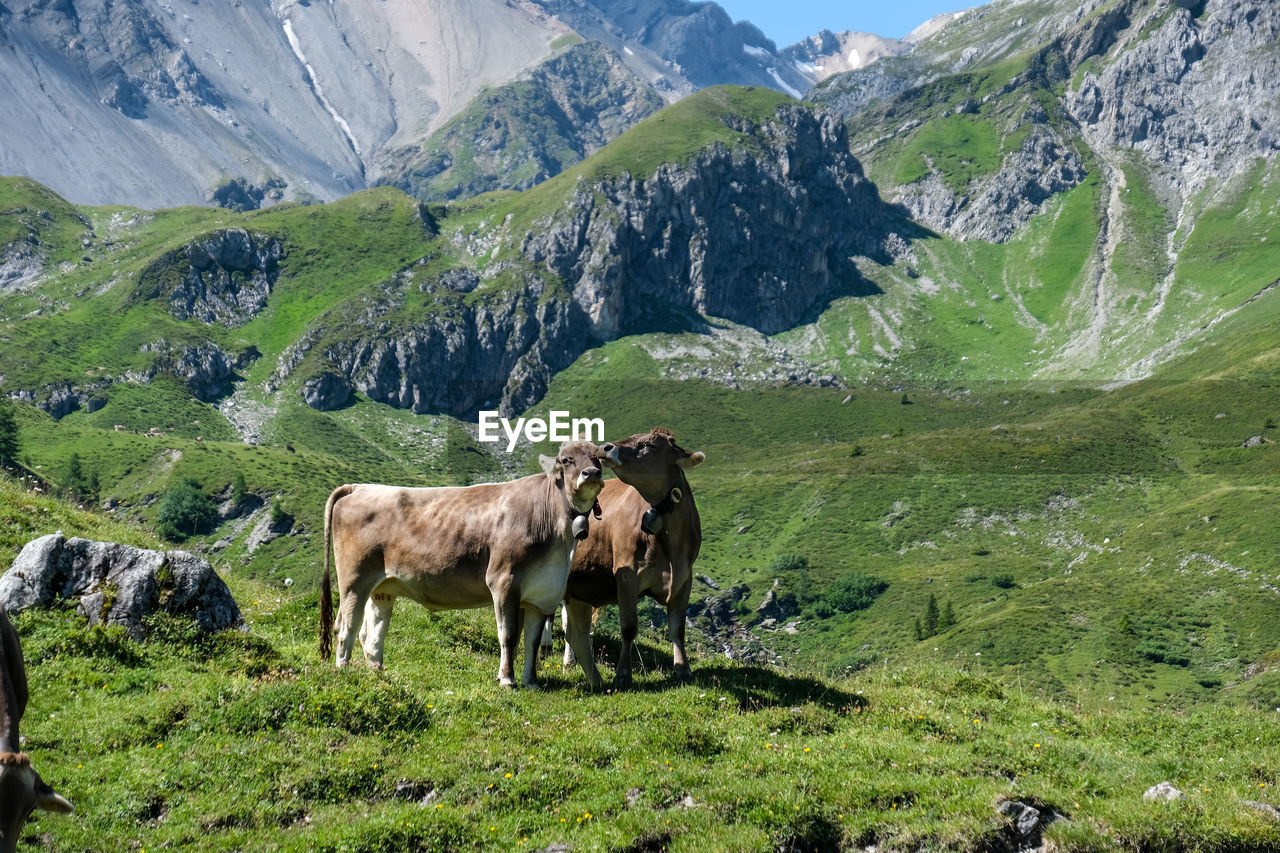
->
{"left": 490, "top": 584, "right": 522, "bottom": 688}
{"left": 359, "top": 592, "right": 395, "bottom": 669}
{"left": 561, "top": 602, "right": 577, "bottom": 668}
{"left": 563, "top": 598, "right": 602, "bottom": 687}
{"left": 614, "top": 570, "right": 640, "bottom": 690}
{"left": 539, "top": 612, "right": 555, "bottom": 660}
{"left": 522, "top": 607, "right": 547, "bottom": 688}
{"left": 667, "top": 574, "right": 694, "bottom": 681}
{"left": 335, "top": 566, "right": 382, "bottom": 667}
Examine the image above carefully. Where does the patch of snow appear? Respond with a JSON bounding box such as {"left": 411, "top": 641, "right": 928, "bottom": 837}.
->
{"left": 623, "top": 46, "right": 634, "bottom": 56}
{"left": 282, "top": 19, "right": 361, "bottom": 157}
{"left": 766, "top": 67, "right": 803, "bottom": 98}
{"left": 848, "top": 48, "right": 862, "bottom": 68}
{"left": 743, "top": 44, "right": 770, "bottom": 58}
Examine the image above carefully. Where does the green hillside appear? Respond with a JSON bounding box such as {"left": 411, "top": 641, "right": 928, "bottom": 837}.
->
{"left": 7, "top": 478, "right": 1280, "bottom": 852}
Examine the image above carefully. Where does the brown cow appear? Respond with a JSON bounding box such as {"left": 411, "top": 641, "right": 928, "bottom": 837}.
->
{"left": 1, "top": 607, "right": 73, "bottom": 853}
{"left": 319, "top": 441, "right": 605, "bottom": 687}
{"left": 561, "top": 428, "right": 704, "bottom": 689}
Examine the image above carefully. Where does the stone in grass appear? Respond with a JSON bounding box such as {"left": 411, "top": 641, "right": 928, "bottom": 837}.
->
{"left": 0, "top": 533, "right": 241, "bottom": 639}
{"left": 1143, "top": 782, "right": 1184, "bottom": 802}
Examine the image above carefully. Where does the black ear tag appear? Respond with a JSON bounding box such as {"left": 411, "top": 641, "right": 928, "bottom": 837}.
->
{"left": 572, "top": 514, "right": 590, "bottom": 540}
{"left": 641, "top": 508, "right": 663, "bottom": 535}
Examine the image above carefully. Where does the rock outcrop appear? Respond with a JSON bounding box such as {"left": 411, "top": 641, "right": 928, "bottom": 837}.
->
{"left": 891, "top": 123, "right": 1087, "bottom": 243}
{"left": 818, "top": 0, "right": 1280, "bottom": 243}
{"left": 378, "top": 42, "right": 665, "bottom": 202}
{"left": 296, "top": 100, "right": 897, "bottom": 415}
{"left": 0, "top": 534, "right": 241, "bottom": 639}
{"left": 137, "top": 339, "right": 255, "bottom": 403}
{"left": 1066, "top": 0, "right": 1280, "bottom": 197}
{"left": 523, "top": 104, "right": 888, "bottom": 338}
{"left": 140, "top": 229, "right": 283, "bottom": 327}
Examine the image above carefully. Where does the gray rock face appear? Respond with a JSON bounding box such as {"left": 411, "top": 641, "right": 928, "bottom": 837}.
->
{"left": 0, "top": 0, "right": 831, "bottom": 210}
{"left": 0, "top": 534, "right": 241, "bottom": 639}
{"left": 322, "top": 283, "right": 584, "bottom": 416}
{"left": 378, "top": 42, "right": 666, "bottom": 202}
{"left": 537, "top": 0, "right": 812, "bottom": 97}
{"left": 36, "top": 384, "right": 106, "bottom": 419}
{"left": 151, "top": 229, "right": 283, "bottom": 327}
{"left": 299, "top": 103, "right": 896, "bottom": 415}
{"left": 892, "top": 125, "right": 1087, "bottom": 243}
{"left": 524, "top": 104, "right": 888, "bottom": 338}
{"left": 139, "top": 339, "right": 250, "bottom": 403}
{"left": 1066, "top": 0, "right": 1280, "bottom": 196}
{"left": 302, "top": 372, "right": 354, "bottom": 412}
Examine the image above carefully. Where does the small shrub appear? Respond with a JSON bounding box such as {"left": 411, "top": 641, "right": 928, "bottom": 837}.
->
{"left": 769, "top": 553, "right": 809, "bottom": 574}
{"left": 823, "top": 573, "right": 888, "bottom": 614}
{"left": 991, "top": 573, "right": 1016, "bottom": 589}
{"left": 156, "top": 477, "right": 218, "bottom": 540}
{"left": 230, "top": 472, "right": 248, "bottom": 505}
{"left": 0, "top": 401, "right": 18, "bottom": 467}
{"left": 270, "top": 496, "right": 288, "bottom": 526}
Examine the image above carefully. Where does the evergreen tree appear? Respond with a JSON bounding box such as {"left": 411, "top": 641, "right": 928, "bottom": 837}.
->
{"left": 61, "top": 452, "right": 97, "bottom": 503}
{"left": 0, "top": 402, "right": 17, "bottom": 467}
{"left": 231, "top": 472, "right": 248, "bottom": 506}
{"left": 922, "top": 593, "right": 939, "bottom": 637}
{"left": 940, "top": 599, "right": 956, "bottom": 631}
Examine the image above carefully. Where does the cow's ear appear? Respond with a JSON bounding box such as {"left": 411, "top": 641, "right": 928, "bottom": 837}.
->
{"left": 678, "top": 451, "right": 705, "bottom": 469}
{"left": 539, "top": 454, "right": 558, "bottom": 474}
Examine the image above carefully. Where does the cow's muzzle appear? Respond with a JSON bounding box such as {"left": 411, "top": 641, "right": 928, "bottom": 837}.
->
{"left": 598, "top": 444, "right": 622, "bottom": 468}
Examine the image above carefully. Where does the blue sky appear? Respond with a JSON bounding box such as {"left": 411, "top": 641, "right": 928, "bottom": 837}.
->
{"left": 715, "top": 0, "right": 974, "bottom": 46}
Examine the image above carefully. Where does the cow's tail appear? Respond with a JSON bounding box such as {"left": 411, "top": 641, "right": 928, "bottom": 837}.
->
{"left": 319, "top": 485, "right": 354, "bottom": 661}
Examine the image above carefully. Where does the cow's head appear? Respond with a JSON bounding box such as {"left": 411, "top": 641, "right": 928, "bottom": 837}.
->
{"left": 598, "top": 428, "right": 704, "bottom": 509}
{"left": 0, "top": 752, "right": 73, "bottom": 853}
{"left": 540, "top": 441, "right": 605, "bottom": 520}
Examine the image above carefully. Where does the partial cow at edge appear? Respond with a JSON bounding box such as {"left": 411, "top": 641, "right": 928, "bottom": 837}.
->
{"left": 561, "top": 427, "right": 705, "bottom": 689}
{"left": 319, "top": 441, "right": 604, "bottom": 688}
{"left": 0, "top": 607, "right": 73, "bottom": 853}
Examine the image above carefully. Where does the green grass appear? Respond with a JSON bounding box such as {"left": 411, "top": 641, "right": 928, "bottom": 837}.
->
{"left": 7, "top": 520, "right": 1279, "bottom": 851}
{"left": 892, "top": 113, "right": 1004, "bottom": 192}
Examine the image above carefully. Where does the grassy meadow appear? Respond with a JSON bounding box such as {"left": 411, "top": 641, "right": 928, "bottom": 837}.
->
{"left": 7, "top": 470, "right": 1280, "bottom": 852}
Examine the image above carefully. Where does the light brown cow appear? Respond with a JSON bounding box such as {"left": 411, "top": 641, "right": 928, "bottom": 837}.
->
{"left": 561, "top": 428, "right": 704, "bottom": 689}
{"left": 1, "top": 607, "right": 73, "bottom": 853}
{"left": 319, "top": 441, "right": 604, "bottom": 687}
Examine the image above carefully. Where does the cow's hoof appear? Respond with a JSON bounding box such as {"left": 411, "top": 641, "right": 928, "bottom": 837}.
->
{"left": 499, "top": 678, "right": 518, "bottom": 689}
{"left": 613, "top": 673, "right": 633, "bottom": 690}
{"left": 522, "top": 682, "right": 542, "bottom": 691}
{"left": 671, "top": 667, "right": 693, "bottom": 682}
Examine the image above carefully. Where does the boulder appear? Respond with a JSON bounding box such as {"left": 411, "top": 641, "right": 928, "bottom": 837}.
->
{"left": 0, "top": 534, "right": 241, "bottom": 639}
{"left": 1143, "top": 782, "right": 1184, "bottom": 802}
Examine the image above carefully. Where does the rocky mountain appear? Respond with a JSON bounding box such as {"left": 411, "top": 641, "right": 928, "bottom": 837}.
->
{"left": 273, "top": 87, "right": 901, "bottom": 416}
{"left": 378, "top": 40, "right": 666, "bottom": 202}
{"left": 809, "top": 0, "right": 1279, "bottom": 244}
{"left": 781, "top": 30, "right": 908, "bottom": 84}
{"left": 0, "top": 0, "right": 844, "bottom": 210}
